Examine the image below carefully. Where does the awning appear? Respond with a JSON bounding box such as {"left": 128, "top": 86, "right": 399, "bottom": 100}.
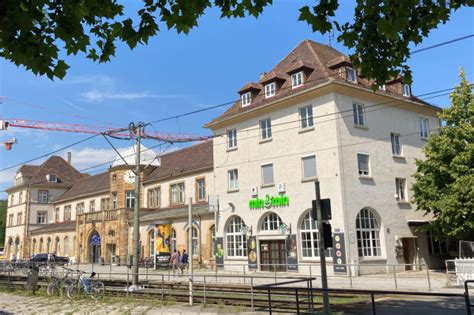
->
{"left": 407, "top": 219, "right": 431, "bottom": 227}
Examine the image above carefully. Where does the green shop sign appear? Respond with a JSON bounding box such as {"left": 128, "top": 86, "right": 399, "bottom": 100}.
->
{"left": 249, "top": 194, "right": 289, "bottom": 209}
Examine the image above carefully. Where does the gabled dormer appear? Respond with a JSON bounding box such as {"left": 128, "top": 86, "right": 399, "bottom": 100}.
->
{"left": 238, "top": 82, "right": 262, "bottom": 107}
{"left": 286, "top": 60, "right": 314, "bottom": 89}
{"left": 260, "top": 71, "right": 286, "bottom": 99}
{"left": 327, "top": 56, "right": 357, "bottom": 83}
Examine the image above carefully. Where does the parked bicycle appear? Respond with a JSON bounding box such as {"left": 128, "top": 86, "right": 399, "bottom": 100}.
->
{"left": 66, "top": 271, "right": 105, "bottom": 300}
{"left": 47, "top": 267, "right": 76, "bottom": 296}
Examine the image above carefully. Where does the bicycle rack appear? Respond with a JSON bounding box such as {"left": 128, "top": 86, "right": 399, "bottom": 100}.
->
{"left": 465, "top": 280, "right": 474, "bottom": 315}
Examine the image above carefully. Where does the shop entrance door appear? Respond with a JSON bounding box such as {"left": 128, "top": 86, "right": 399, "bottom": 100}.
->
{"left": 259, "top": 240, "right": 287, "bottom": 272}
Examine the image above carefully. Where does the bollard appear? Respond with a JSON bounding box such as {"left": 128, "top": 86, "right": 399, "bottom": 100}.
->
{"left": 349, "top": 263, "right": 353, "bottom": 288}
{"left": 109, "top": 261, "right": 112, "bottom": 280}
{"left": 126, "top": 267, "right": 130, "bottom": 297}
{"left": 250, "top": 277, "right": 254, "bottom": 311}
{"left": 393, "top": 265, "right": 398, "bottom": 289}
{"left": 426, "top": 267, "right": 432, "bottom": 291}
{"left": 146, "top": 265, "right": 149, "bottom": 283}
{"left": 243, "top": 265, "right": 246, "bottom": 284}
{"left": 215, "top": 265, "right": 218, "bottom": 282}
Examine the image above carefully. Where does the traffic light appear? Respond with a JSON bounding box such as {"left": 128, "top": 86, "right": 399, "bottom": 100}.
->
{"left": 311, "top": 198, "right": 332, "bottom": 220}
{"left": 322, "top": 222, "right": 333, "bottom": 249}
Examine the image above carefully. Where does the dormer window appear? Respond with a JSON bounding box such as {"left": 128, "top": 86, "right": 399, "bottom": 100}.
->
{"left": 265, "top": 82, "right": 276, "bottom": 98}
{"left": 403, "top": 84, "right": 411, "bottom": 97}
{"left": 291, "top": 72, "right": 303, "bottom": 88}
{"left": 46, "top": 174, "right": 57, "bottom": 183}
{"left": 346, "top": 67, "right": 357, "bottom": 83}
{"left": 241, "top": 92, "right": 251, "bottom": 107}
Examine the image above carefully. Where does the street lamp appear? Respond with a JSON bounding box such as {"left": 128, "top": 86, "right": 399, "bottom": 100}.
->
{"left": 278, "top": 223, "right": 292, "bottom": 235}
{"left": 240, "top": 224, "right": 252, "bottom": 236}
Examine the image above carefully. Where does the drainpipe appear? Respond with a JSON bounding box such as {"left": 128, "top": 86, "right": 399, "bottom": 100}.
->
{"left": 24, "top": 182, "right": 32, "bottom": 258}
{"left": 197, "top": 214, "right": 202, "bottom": 264}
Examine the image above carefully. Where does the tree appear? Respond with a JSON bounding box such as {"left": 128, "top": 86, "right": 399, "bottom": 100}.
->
{"left": 0, "top": 0, "right": 471, "bottom": 81}
{"left": 412, "top": 69, "right": 474, "bottom": 240}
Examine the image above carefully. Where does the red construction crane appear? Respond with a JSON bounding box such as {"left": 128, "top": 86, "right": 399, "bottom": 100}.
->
{"left": 0, "top": 118, "right": 212, "bottom": 150}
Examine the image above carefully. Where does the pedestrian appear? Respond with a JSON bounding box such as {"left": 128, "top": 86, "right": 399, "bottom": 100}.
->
{"left": 180, "top": 249, "right": 189, "bottom": 273}
{"left": 11, "top": 253, "right": 17, "bottom": 262}
{"left": 170, "top": 249, "right": 180, "bottom": 275}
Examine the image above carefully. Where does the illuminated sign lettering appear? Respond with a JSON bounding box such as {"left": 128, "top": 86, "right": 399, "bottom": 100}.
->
{"left": 249, "top": 194, "right": 289, "bottom": 209}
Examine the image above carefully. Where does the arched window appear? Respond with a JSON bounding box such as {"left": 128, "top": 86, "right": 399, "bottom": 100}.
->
{"left": 191, "top": 227, "right": 199, "bottom": 256}
{"left": 225, "top": 216, "right": 247, "bottom": 258}
{"left": 55, "top": 237, "right": 60, "bottom": 254}
{"left": 32, "top": 239, "right": 37, "bottom": 255}
{"left": 356, "top": 208, "right": 381, "bottom": 257}
{"left": 149, "top": 229, "right": 155, "bottom": 257}
{"left": 210, "top": 225, "right": 216, "bottom": 256}
{"left": 39, "top": 238, "right": 44, "bottom": 253}
{"left": 47, "top": 237, "right": 51, "bottom": 253}
{"left": 300, "top": 211, "right": 332, "bottom": 258}
{"left": 170, "top": 229, "right": 177, "bottom": 252}
{"left": 64, "top": 236, "right": 69, "bottom": 256}
{"left": 260, "top": 212, "right": 283, "bottom": 231}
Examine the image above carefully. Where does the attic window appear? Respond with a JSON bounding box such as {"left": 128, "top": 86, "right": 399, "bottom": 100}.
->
{"left": 346, "top": 67, "right": 357, "bottom": 83}
{"left": 46, "top": 174, "right": 57, "bottom": 183}
{"left": 403, "top": 84, "right": 411, "bottom": 97}
{"left": 291, "top": 72, "right": 303, "bottom": 88}
{"left": 379, "top": 84, "right": 386, "bottom": 91}
{"left": 241, "top": 92, "right": 251, "bottom": 107}
{"left": 265, "top": 82, "right": 276, "bottom": 98}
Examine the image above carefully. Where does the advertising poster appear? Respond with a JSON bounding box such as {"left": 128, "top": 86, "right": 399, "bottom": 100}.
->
{"left": 155, "top": 224, "right": 171, "bottom": 267}
{"left": 286, "top": 234, "right": 298, "bottom": 271}
{"left": 214, "top": 237, "right": 224, "bottom": 269}
{"left": 247, "top": 236, "right": 258, "bottom": 270}
{"left": 332, "top": 232, "right": 348, "bottom": 274}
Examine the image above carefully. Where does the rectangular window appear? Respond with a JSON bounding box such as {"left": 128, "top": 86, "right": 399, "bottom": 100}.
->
{"left": 261, "top": 164, "right": 274, "bottom": 186}
{"left": 357, "top": 153, "right": 370, "bottom": 176}
{"left": 227, "top": 129, "right": 237, "bottom": 149}
{"left": 291, "top": 71, "right": 303, "bottom": 88}
{"left": 170, "top": 183, "right": 185, "bottom": 205}
{"left": 55, "top": 207, "right": 60, "bottom": 223}
{"left": 89, "top": 200, "right": 95, "bottom": 212}
{"left": 420, "top": 118, "right": 429, "bottom": 139}
{"left": 241, "top": 92, "right": 251, "bottom": 106}
{"left": 346, "top": 67, "right": 357, "bottom": 83}
{"left": 125, "top": 191, "right": 135, "bottom": 209}
{"left": 353, "top": 103, "right": 366, "bottom": 126}
{"left": 8, "top": 214, "right": 13, "bottom": 227}
{"left": 100, "top": 198, "right": 109, "bottom": 210}
{"left": 265, "top": 82, "right": 276, "bottom": 98}
{"left": 403, "top": 84, "right": 411, "bottom": 97}
{"left": 260, "top": 118, "right": 272, "bottom": 140}
{"left": 302, "top": 155, "right": 317, "bottom": 180}
{"left": 19, "top": 192, "right": 23, "bottom": 204}
{"left": 76, "top": 202, "right": 84, "bottom": 215}
{"left": 391, "top": 133, "right": 401, "bottom": 156}
{"left": 17, "top": 212, "right": 22, "bottom": 225}
{"left": 10, "top": 194, "right": 14, "bottom": 206}
{"left": 228, "top": 169, "right": 239, "bottom": 190}
{"left": 156, "top": 187, "right": 161, "bottom": 208}
{"left": 149, "top": 189, "right": 156, "bottom": 207}
{"left": 38, "top": 190, "right": 48, "bottom": 203}
{"left": 64, "top": 206, "right": 71, "bottom": 221}
{"left": 112, "top": 193, "right": 117, "bottom": 209}
{"left": 37, "top": 211, "right": 47, "bottom": 224}
{"left": 396, "top": 178, "right": 407, "bottom": 201}
{"left": 299, "top": 105, "right": 314, "bottom": 129}
{"left": 196, "top": 178, "right": 206, "bottom": 201}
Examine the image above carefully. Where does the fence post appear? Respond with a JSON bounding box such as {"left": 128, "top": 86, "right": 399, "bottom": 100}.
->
{"left": 203, "top": 275, "right": 207, "bottom": 307}
{"left": 371, "top": 292, "right": 376, "bottom": 315}
{"left": 309, "top": 265, "right": 312, "bottom": 280}
{"left": 306, "top": 280, "right": 311, "bottom": 311}
{"left": 215, "top": 265, "right": 218, "bottom": 282}
{"left": 126, "top": 267, "right": 130, "bottom": 297}
{"left": 274, "top": 265, "right": 277, "bottom": 284}
{"left": 267, "top": 288, "right": 273, "bottom": 315}
{"left": 243, "top": 265, "right": 246, "bottom": 284}
{"left": 109, "top": 260, "right": 112, "bottom": 280}
{"left": 349, "top": 263, "right": 353, "bottom": 288}
{"left": 392, "top": 265, "right": 398, "bottom": 289}
{"left": 250, "top": 277, "right": 254, "bottom": 311}
{"left": 161, "top": 274, "right": 164, "bottom": 305}
{"left": 146, "top": 265, "right": 149, "bottom": 284}
{"left": 426, "top": 267, "right": 432, "bottom": 291}
{"left": 295, "top": 288, "right": 300, "bottom": 314}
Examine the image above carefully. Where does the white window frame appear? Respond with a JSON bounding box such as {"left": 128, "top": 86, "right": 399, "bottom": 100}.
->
{"left": 227, "top": 129, "right": 237, "bottom": 149}
{"left": 390, "top": 133, "right": 402, "bottom": 156}
{"left": 265, "top": 82, "right": 276, "bottom": 98}
{"left": 356, "top": 208, "right": 382, "bottom": 258}
{"left": 302, "top": 155, "right": 317, "bottom": 180}
{"left": 37, "top": 211, "right": 47, "bottom": 224}
{"left": 261, "top": 163, "right": 274, "bottom": 186}
{"left": 225, "top": 216, "right": 248, "bottom": 258}
{"left": 89, "top": 200, "right": 95, "bottom": 212}
{"left": 300, "top": 211, "right": 332, "bottom": 258}
{"left": 64, "top": 206, "right": 71, "bottom": 221}
{"left": 353, "top": 102, "right": 366, "bottom": 127}
{"left": 196, "top": 178, "right": 206, "bottom": 201}
{"left": 228, "top": 169, "right": 239, "bottom": 191}
{"left": 357, "top": 153, "right": 370, "bottom": 176}
{"left": 420, "top": 118, "right": 429, "bottom": 139}
{"left": 291, "top": 71, "right": 303, "bottom": 88}
{"left": 260, "top": 118, "right": 272, "bottom": 140}
{"left": 38, "top": 190, "right": 48, "bottom": 204}
{"left": 403, "top": 84, "right": 411, "bottom": 97}
{"left": 112, "top": 193, "right": 117, "bottom": 209}
{"left": 299, "top": 105, "right": 314, "bottom": 129}
{"left": 346, "top": 67, "right": 357, "bottom": 83}
{"left": 241, "top": 92, "right": 251, "bottom": 106}
{"left": 260, "top": 212, "right": 283, "bottom": 231}
{"left": 125, "top": 191, "right": 135, "bottom": 209}
{"left": 395, "top": 178, "right": 407, "bottom": 201}
{"left": 149, "top": 189, "right": 156, "bottom": 207}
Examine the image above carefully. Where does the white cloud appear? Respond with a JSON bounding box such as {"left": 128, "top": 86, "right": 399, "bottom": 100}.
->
{"left": 80, "top": 90, "right": 159, "bottom": 102}
{"left": 62, "top": 74, "right": 115, "bottom": 87}
{"left": 62, "top": 147, "right": 118, "bottom": 172}
{"left": 0, "top": 168, "right": 18, "bottom": 185}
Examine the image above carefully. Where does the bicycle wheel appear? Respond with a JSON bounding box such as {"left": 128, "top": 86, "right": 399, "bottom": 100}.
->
{"left": 90, "top": 281, "right": 105, "bottom": 300}
{"left": 66, "top": 283, "right": 79, "bottom": 299}
{"left": 47, "top": 278, "right": 60, "bottom": 296}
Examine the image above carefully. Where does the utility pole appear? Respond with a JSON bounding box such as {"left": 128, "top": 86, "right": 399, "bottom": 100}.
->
{"left": 315, "top": 180, "right": 330, "bottom": 314}
{"left": 132, "top": 123, "right": 143, "bottom": 287}
{"left": 188, "top": 197, "right": 194, "bottom": 305}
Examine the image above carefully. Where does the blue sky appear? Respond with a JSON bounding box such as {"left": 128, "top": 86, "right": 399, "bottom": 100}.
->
{"left": 0, "top": 1, "right": 473, "bottom": 197}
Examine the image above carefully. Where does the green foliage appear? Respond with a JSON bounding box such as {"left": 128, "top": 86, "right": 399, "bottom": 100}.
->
{"left": 412, "top": 69, "right": 474, "bottom": 240}
{"left": 0, "top": 200, "right": 6, "bottom": 247}
{"left": 0, "top": 1, "right": 472, "bottom": 81}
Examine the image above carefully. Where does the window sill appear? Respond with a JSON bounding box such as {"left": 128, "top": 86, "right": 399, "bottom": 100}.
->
{"left": 226, "top": 147, "right": 238, "bottom": 153}
{"left": 358, "top": 257, "right": 387, "bottom": 263}
{"left": 298, "top": 127, "right": 314, "bottom": 134}
{"left": 259, "top": 138, "right": 273, "bottom": 144}
{"left": 354, "top": 124, "right": 369, "bottom": 130}
{"left": 227, "top": 189, "right": 239, "bottom": 194}
{"left": 260, "top": 184, "right": 275, "bottom": 189}
{"left": 397, "top": 200, "right": 411, "bottom": 205}
{"left": 358, "top": 175, "right": 373, "bottom": 180}
{"left": 225, "top": 257, "right": 248, "bottom": 261}
{"left": 301, "top": 178, "right": 317, "bottom": 183}
{"left": 392, "top": 155, "right": 405, "bottom": 159}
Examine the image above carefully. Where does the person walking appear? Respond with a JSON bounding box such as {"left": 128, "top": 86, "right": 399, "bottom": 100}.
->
{"left": 170, "top": 249, "right": 180, "bottom": 276}
{"left": 180, "top": 249, "right": 189, "bottom": 273}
